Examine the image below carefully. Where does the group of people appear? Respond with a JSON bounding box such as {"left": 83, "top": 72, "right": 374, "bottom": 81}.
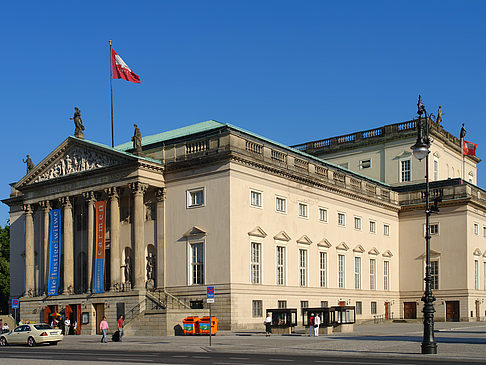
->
{"left": 50, "top": 316, "right": 78, "bottom": 335}
{"left": 99, "top": 315, "right": 124, "bottom": 343}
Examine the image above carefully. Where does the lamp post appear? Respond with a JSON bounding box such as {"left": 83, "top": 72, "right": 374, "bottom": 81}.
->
{"left": 410, "top": 95, "right": 438, "bottom": 354}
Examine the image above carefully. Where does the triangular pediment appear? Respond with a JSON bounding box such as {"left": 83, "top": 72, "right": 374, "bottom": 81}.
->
{"left": 248, "top": 226, "right": 267, "bottom": 238}
{"left": 382, "top": 250, "right": 393, "bottom": 258}
{"left": 353, "top": 244, "right": 365, "bottom": 253}
{"left": 368, "top": 247, "right": 380, "bottom": 255}
{"left": 394, "top": 151, "right": 412, "bottom": 160}
{"left": 297, "top": 235, "right": 312, "bottom": 245}
{"left": 273, "top": 231, "right": 291, "bottom": 242}
{"left": 16, "top": 137, "right": 145, "bottom": 189}
{"left": 183, "top": 226, "right": 207, "bottom": 238}
{"left": 416, "top": 249, "right": 441, "bottom": 260}
{"left": 473, "top": 248, "right": 482, "bottom": 256}
{"left": 317, "top": 238, "right": 332, "bottom": 248}
{"left": 336, "top": 242, "right": 349, "bottom": 251}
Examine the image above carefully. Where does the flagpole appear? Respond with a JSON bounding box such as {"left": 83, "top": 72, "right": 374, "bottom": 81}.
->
{"left": 110, "top": 40, "right": 114, "bottom": 148}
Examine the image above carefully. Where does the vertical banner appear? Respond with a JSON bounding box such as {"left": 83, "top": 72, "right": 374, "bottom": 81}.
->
{"left": 92, "top": 201, "right": 107, "bottom": 294}
{"left": 47, "top": 209, "right": 61, "bottom": 296}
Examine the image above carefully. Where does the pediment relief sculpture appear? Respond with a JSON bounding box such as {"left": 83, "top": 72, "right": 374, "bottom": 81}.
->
{"left": 273, "top": 231, "right": 291, "bottom": 242}
{"left": 297, "top": 235, "right": 312, "bottom": 245}
{"left": 248, "top": 226, "right": 267, "bottom": 238}
{"left": 33, "top": 146, "right": 122, "bottom": 183}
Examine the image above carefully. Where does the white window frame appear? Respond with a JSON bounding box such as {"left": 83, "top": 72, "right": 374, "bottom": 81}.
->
{"left": 186, "top": 187, "right": 205, "bottom": 208}
{"left": 371, "top": 301, "right": 377, "bottom": 314}
{"left": 250, "top": 241, "right": 262, "bottom": 284}
{"left": 384, "top": 224, "right": 390, "bottom": 236}
{"left": 359, "top": 159, "right": 372, "bottom": 169}
{"left": 250, "top": 189, "right": 263, "bottom": 208}
{"left": 276, "top": 245, "right": 286, "bottom": 286}
{"left": 433, "top": 158, "right": 439, "bottom": 181}
{"left": 369, "top": 258, "right": 376, "bottom": 290}
{"left": 338, "top": 254, "right": 345, "bottom": 288}
{"left": 369, "top": 220, "right": 376, "bottom": 234}
{"left": 188, "top": 240, "right": 205, "bottom": 285}
{"left": 400, "top": 159, "right": 411, "bottom": 182}
{"left": 354, "top": 216, "right": 362, "bottom": 231}
{"left": 384, "top": 261, "right": 390, "bottom": 291}
{"left": 474, "top": 223, "right": 479, "bottom": 236}
{"left": 319, "top": 251, "right": 327, "bottom": 288}
{"left": 355, "top": 301, "right": 362, "bottom": 315}
{"left": 483, "top": 227, "right": 486, "bottom": 238}
{"left": 337, "top": 212, "right": 346, "bottom": 227}
{"left": 299, "top": 249, "right": 308, "bottom": 287}
{"left": 424, "top": 223, "right": 440, "bottom": 236}
{"left": 319, "top": 207, "right": 328, "bottom": 223}
{"left": 298, "top": 202, "right": 309, "bottom": 219}
{"left": 275, "top": 196, "right": 287, "bottom": 214}
{"left": 474, "top": 259, "right": 479, "bottom": 290}
{"left": 430, "top": 260, "right": 439, "bottom": 290}
{"left": 252, "top": 300, "right": 263, "bottom": 317}
{"left": 354, "top": 256, "right": 361, "bottom": 289}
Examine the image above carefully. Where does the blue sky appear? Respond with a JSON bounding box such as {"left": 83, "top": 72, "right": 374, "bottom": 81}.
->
{"left": 1, "top": 1, "right": 485, "bottom": 222}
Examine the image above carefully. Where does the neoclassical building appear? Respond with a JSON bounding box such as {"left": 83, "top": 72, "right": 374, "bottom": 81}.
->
{"left": 4, "top": 118, "right": 486, "bottom": 334}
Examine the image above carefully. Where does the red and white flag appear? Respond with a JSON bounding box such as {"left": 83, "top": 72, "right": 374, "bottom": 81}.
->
{"left": 463, "top": 140, "right": 478, "bottom": 156}
{"left": 111, "top": 49, "right": 141, "bottom": 83}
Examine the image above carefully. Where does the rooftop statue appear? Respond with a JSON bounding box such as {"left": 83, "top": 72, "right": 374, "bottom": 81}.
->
{"left": 22, "top": 155, "right": 34, "bottom": 173}
{"left": 70, "top": 107, "right": 85, "bottom": 139}
{"left": 132, "top": 123, "right": 143, "bottom": 156}
{"left": 436, "top": 106, "right": 443, "bottom": 125}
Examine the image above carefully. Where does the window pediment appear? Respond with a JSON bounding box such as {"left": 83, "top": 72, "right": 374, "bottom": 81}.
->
{"left": 317, "top": 238, "right": 332, "bottom": 248}
{"left": 368, "top": 247, "right": 380, "bottom": 256}
{"left": 248, "top": 226, "right": 267, "bottom": 238}
{"left": 336, "top": 242, "right": 349, "bottom": 251}
{"left": 416, "top": 249, "right": 441, "bottom": 260}
{"left": 183, "top": 226, "right": 207, "bottom": 238}
{"left": 473, "top": 248, "right": 482, "bottom": 256}
{"left": 273, "top": 231, "right": 291, "bottom": 242}
{"left": 382, "top": 250, "right": 393, "bottom": 258}
{"left": 353, "top": 244, "right": 365, "bottom": 253}
{"left": 297, "top": 235, "right": 312, "bottom": 245}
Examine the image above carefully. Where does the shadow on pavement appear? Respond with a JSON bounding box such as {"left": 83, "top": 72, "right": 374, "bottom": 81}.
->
{"left": 331, "top": 335, "right": 486, "bottom": 345}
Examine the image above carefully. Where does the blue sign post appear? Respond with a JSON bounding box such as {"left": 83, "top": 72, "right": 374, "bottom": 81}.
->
{"left": 12, "top": 299, "right": 19, "bottom": 326}
{"left": 206, "top": 286, "right": 215, "bottom": 346}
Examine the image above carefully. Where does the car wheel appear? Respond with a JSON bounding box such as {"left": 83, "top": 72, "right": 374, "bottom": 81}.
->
{"left": 27, "top": 336, "right": 36, "bottom": 347}
{"left": 50, "top": 341, "right": 58, "bottom": 346}
{"left": 0, "top": 337, "right": 7, "bottom": 346}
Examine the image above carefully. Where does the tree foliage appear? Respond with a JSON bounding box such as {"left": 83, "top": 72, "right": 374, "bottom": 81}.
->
{"left": 0, "top": 223, "right": 9, "bottom": 314}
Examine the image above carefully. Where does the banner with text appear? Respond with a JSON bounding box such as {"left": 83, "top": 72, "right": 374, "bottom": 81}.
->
{"left": 92, "top": 201, "right": 106, "bottom": 293}
{"left": 47, "top": 209, "right": 61, "bottom": 296}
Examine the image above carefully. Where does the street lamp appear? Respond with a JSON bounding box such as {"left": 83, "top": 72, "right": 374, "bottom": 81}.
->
{"left": 410, "top": 95, "right": 438, "bottom": 354}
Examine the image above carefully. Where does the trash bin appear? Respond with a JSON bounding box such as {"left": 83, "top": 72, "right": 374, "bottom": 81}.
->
{"left": 182, "top": 316, "right": 200, "bottom": 335}
{"left": 198, "top": 316, "right": 218, "bottom": 335}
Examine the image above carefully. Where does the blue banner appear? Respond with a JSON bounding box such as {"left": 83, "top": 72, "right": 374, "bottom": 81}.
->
{"left": 92, "top": 201, "right": 106, "bottom": 294}
{"left": 47, "top": 209, "right": 61, "bottom": 296}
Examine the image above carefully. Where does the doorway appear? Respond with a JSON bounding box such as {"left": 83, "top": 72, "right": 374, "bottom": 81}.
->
{"left": 446, "top": 301, "right": 460, "bottom": 322}
{"left": 384, "top": 302, "right": 390, "bottom": 320}
{"left": 403, "top": 302, "right": 417, "bottom": 319}
{"left": 95, "top": 303, "right": 105, "bottom": 334}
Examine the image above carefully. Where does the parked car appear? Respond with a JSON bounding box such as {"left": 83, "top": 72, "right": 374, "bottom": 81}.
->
{"left": 0, "top": 324, "right": 63, "bottom": 347}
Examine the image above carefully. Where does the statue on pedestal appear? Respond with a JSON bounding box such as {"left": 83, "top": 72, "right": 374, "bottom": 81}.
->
{"left": 124, "top": 255, "right": 132, "bottom": 287}
{"left": 70, "top": 107, "right": 85, "bottom": 139}
{"left": 146, "top": 252, "right": 155, "bottom": 289}
{"left": 22, "top": 155, "right": 35, "bottom": 173}
{"left": 132, "top": 123, "right": 143, "bottom": 156}
{"left": 436, "top": 106, "right": 443, "bottom": 125}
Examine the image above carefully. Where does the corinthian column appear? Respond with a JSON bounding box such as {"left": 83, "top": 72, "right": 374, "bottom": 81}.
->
{"left": 40, "top": 201, "right": 50, "bottom": 294}
{"left": 83, "top": 192, "right": 95, "bottom": 293}
{"left": 106, "top": 187, "right": 120, "bottom": 290}
{"left": 130, "top": 182, "right": 148, "bottom": 290}
{"left": 24, "top": 204, "right": 35, "bottom": 296}
{"left": 61, "top": 197, "right": 74, "bottom": 294}
{"left": 155, "top": 188, "right": 166, "bottom": 289}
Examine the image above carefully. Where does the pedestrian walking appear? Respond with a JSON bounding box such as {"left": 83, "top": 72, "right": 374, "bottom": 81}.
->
{"left": 64, "top": 317, "right": 71, "bottom": 335}
{"left": 314, "top": 314, "right": 321, "bottom": 336}
{"left": 100, "top": 316, "right": 109, "bottom": 343}
{"left": 117, "top": 315, "right": 124, "bottom": 342}
{"left": 264, "top": 313, "right": 272, "bottom": 337}
{"left": 309, "top": 313, "right": 315, "bottom": 336}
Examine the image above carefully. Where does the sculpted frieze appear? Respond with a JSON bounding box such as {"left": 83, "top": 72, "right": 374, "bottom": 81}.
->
{"left": 34, "top": 147, "right": 121, "bottom": 183}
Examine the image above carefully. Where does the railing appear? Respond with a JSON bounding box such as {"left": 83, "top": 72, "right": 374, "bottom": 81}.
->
{"left": 373, "top": 313, "right": 394, "bottom": 324}
{"left": 362, "top": 127, "right": 383, "bottom": 139}
{"left": 294, "top": 158, "right": 309, "bottom": 171}
{"left": 333, "top": 172, "right": 346, "bottom": 187}
{"left": 246, "top": 140, "right": 263, "bottom": 155}
{"left": 350, "top": 178, "right": 361, "bottom": 190}
{"left": 271, "top": 149, "right": 287, "bottom": 163}
{"left": 124, "top": 299, "right": 146, "bottom": 326}
{"left": 315, "top": 165, "right": 328, "bottom": 178}
{"left": 186, "top": 139, "right": 209, "bottom": 154}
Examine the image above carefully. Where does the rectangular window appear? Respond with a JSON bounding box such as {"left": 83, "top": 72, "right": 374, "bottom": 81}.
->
{"left": 319, "top": 251, "right": 327, "bottom": 287}
{"left": 190, "top": 242, "right": 204, "bottom": 285}
{"left": 430, "top": 223, "right": 439, "bottom": 235}
{"left": 369, "top": 220, "right": 376, "bottom": 233}
{"left": 338, "top": 254, "right": 345, "bottom": 288}
{"left": 431, "top": 260, "right": 439, "bottom": 290}
{"left": 360, "top": 159, "right": 371, "bottom": 169}
{"left": 371, "top": 301, "right": 377, "bottom": 315}
{"left": 369, "top": 258, "right": 376, "bottom": 290}
{"left": 275, "top": 197, "right": 287, "bottom": 213}
{"left": 384, "top": 224, "right": 390, "bottom": 236}
{"left": 401, "top": 160, "right": 411, "bottom": 182}
{"left": 355, "top": 301, "right": 362, "bottom": 315}
{"left": 319, "top": 208, "right": 328, "bottom": 222}
{"left": 354, "top": 257, "right": 361, "bottom": 289}
{"left": 250, "top": 190, "right": 262, "bottom": 208}
{"left": 250, "top": 242, "right": 261, "bottom": 284}
{"left": 483, "top": 227, "right": 486, "bottom": 237}
{"left": 278, "top": 300, "right": 287, "bottom": 309}
{"left": 475, "top": 260, "right": 479, "bottom": 290}
{"left": 474, "top": 223, "right": 479, "bottom": 235}
{"left": 300, "top": 301, "right": 309, "bottom": 312}
{"left": 298, "top": 203, "right": 308, "bottom": 218}
{"left": 321, "top": 301, "right": 328, "bottom": 308}
{"left": 187, "top": 188, "right": 205, "bottom": 208}
{"left": 276, "top": 246, "right": 286, "bottom": 285}
{"left": 384, "top": 261, "right": 390, "bottom": 291}
{"left": 354, "top": 217, "right": 362, "bottom": 230}
{"left": 299, "top": 249, "right": 308, "bottom": 286}
{"left": 338, "top": 213, "right": 346, "bottom": 226}
{"left": 434, "top": 159, "right": 439, "bottom": 181}
{"left": 252, "top": 300, "right": 262, "bottom": 317}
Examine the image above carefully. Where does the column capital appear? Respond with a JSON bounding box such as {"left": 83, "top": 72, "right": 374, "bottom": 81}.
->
{"left": 130, "top": 182, "right": 148, "bottom": 196}
{"left": 23, "top": 204, "right": 33, "bottom": 215}
{"left": 156, "top": 188, "right": 166, "bottom": 202}
{"left": 39, "top": 200, "right": 51, "bottom": 210}
{"left": 83, "top": 191, "right": 96, "bottom": 203}
{"left": 59, "top": 196, "right": 72, "bottom": 208}
{"left": 105, "top": 186, "right": 119, "bottom": 199}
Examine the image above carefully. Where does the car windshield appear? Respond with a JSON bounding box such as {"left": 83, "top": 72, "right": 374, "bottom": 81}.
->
{"left": 33, "top": 324, "right": 52, "bottom": 330}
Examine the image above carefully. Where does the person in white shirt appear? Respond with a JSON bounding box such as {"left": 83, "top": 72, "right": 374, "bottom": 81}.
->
{"left": 314, "top": 314, "right": 321, "bottom": 336}
{"left": 264, "top": 313, "right": 272, "bottom": 337}
{"left": 64, "top": 318, "right": 71, "bottom": 335}
{"left": 2, "top": 323, "right": 9, "bottom": 333}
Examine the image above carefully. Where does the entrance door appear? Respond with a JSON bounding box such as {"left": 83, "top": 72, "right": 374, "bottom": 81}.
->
{"left": 446, "top": 301, "right": 460, "bottom": 322}
{"left": 95, "top": 304, "right": 105, "bottom": 334}
{"left": 384, "top": 302, "right": 390, "bottom": 320}
{"left": 476, "top": 300, "right": 480, "bottom": 321}
{"left": 70, "top": 304, "right": 82, "bottom": 335}
{"left": 403, "top": 302, "right": 417, "bottom": 319}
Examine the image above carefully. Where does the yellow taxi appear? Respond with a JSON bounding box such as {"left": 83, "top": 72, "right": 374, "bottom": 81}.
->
{"left": 0, "top": 323, "right": 63, "bottom": 346}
